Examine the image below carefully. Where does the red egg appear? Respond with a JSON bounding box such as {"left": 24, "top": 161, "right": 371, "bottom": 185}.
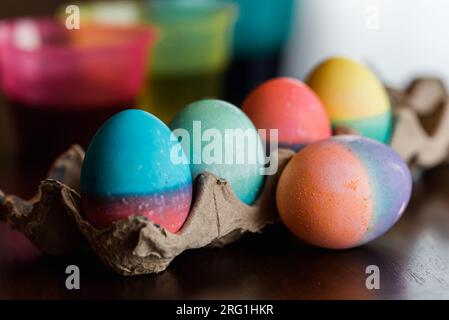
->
{"left": 242, "top": 77, "right": 331, "bottom": 150}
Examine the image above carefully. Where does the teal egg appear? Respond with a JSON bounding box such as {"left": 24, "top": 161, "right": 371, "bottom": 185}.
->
{"left": 81, "top": 109, "right": 192, "bottom": 232}
{"left": 169, "top": 99, "right": 265, "bottom": 205}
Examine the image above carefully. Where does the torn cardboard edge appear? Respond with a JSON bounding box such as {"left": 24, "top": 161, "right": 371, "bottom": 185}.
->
{"left": 388, "top": 78, "right": 449, "bottom": 169}
{"left": 0, "top": 145, "right": 294, "bottom": 275}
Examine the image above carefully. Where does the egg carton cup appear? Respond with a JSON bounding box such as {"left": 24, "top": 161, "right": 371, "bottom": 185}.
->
{"left": 0, "top": 145, "right": 294, "bottom": 275}
{"left": 388, "top": 77, "right": 449, "bottom": 170}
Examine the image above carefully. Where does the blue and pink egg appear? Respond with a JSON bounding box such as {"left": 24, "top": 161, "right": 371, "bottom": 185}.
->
{"left": 276, "top": 136, "right": 412, "bottom": 249}
{"left": 80, "top": 109, "right": 192, "bottom": 232}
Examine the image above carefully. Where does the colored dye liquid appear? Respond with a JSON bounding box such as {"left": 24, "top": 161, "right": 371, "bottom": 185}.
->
{"left": 8, "top": 101, "right": 130, "bottom": 165}
{"left": 140, "top": 72, "right": 222, "bottom": 124}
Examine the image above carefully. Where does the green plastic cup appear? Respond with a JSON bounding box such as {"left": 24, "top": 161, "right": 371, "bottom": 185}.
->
{"left": 139, "top": 0, "right": 236, "bottom": 123}
{"left": 145, "top": 0, "right": 236, "bottom": 76}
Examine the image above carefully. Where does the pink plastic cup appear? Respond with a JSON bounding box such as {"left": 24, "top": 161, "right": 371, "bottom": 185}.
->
{"left": 0, "top": 21, "right": 8, "bottom": 90}
{"left": 0, "top": 17, "right": 154, "bottom": 164}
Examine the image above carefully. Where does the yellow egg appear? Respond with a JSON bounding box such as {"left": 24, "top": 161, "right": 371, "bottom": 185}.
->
{"left": 306, "top": 57, "right": 392, "bottom": 143}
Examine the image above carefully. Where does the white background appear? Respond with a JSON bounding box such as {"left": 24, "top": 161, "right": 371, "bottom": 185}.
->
{"left": 282, "top": 0, "right": 449, "bottom": 88}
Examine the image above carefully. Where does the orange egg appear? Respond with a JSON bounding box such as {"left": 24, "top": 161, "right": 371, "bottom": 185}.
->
{"left": 242, "top": 77, "right": 331, "bottom": 150}
{"left": 276, "top": 136, "right": 412, "bottom": 249}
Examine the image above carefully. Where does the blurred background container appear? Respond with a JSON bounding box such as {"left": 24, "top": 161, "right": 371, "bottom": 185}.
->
{"left": 140, "top": 0, "right": 236, "bottom": 123}
{"left": 0, "top": 17, "right": 153, "bottom": 165}
{"left": 232, "top": 0, "right": 294, "bottom": 58}
{"left": 0, "top": 22, "right": 7, "bottom": 89}
{"left": 224, "top": 0, "right": 295, "bottom": 105}
{"left": 60, "top": 0, "right": 238, "bottom": 123}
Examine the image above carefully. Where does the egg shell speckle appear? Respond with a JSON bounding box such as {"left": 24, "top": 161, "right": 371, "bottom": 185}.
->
{"left": 276, "top": 135, "right": 412, "bottom": 249}
{"left": 81, "top": 109, "right": 192, "bottom": 232}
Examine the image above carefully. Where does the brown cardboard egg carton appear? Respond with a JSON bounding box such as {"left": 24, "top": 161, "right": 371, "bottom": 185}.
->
{"left": 1, "top": 78, "right": 447, "bottom": 276}
{"left": 0, "top": 145, "right": 294, "bottom": 275}
{"left": 389, "top": 78, "right": 449, "bottom": 169}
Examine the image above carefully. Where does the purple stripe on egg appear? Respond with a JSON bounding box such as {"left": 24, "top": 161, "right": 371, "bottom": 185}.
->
{"left": 334, "top": 136, "right": 412, "bottom": 244}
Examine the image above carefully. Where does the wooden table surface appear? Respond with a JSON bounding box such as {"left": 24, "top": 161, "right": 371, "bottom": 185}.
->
{"left": 2, "top": 1, "right": 449, "bottom": 301}
{"left": 1, "top": 144, "right": 449, "bottom": 299}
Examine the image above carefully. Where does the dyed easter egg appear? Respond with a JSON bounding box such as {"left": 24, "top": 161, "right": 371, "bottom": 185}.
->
{"left": 242, "top": 77, "right": 331, "bottom": 150}
{"left": 81, "top": 109, "right": 192, "bottom": 232}
{"left": 276, "top": 136, "right": 412, "bottom": 249}
{"left": 169, "top": 99, "right": 265, "bottom": 205}
{"left": 306, "top": 57, "right": 392, "bottom": 143}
